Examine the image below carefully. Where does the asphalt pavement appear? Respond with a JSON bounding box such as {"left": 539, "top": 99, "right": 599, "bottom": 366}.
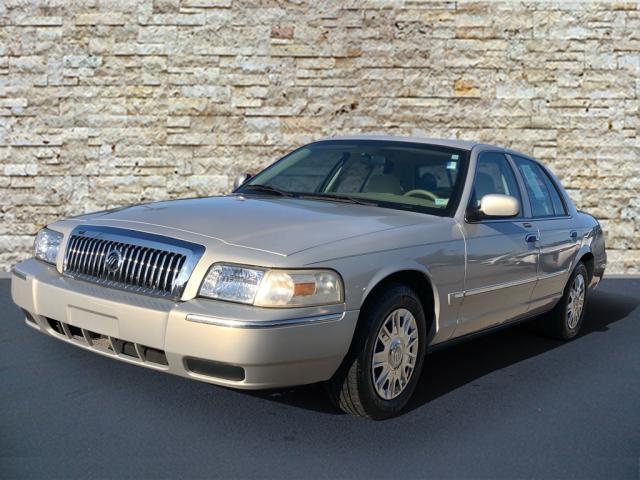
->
{"left": 1, "top": 278, "right": 639, "bottom": 479}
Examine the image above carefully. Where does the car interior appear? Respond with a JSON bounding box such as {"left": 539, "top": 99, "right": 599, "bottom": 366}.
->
{"left": 259, "top": 144, "right": 466, "bottom": 211}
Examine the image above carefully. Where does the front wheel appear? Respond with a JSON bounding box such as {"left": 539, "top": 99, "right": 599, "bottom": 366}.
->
{"left": 325, "top": 284, "right": 427, "bottom": 419}
{"left": 543, "top": 262, "right": 589, "bottom": 340}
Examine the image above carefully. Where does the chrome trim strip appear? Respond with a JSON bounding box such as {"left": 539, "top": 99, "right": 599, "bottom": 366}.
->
{"left": 465, "top": 276, "right": 538, "bottom": 297}
{"left": 537, "top": 268, "right": 569, "bottom": 281}
{"left": 185, "top": 312, "right": 345, "bottom": 329}
{"left": 447, "top": 268, "right": 570, "bottom": 304}
{"left": 447, "top": 291, "right": 464, "bottom": 306}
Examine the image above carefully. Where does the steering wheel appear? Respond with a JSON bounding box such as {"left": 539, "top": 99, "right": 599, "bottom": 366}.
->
{"left": 403, "top": 189, "right": 439, "bottom": 201}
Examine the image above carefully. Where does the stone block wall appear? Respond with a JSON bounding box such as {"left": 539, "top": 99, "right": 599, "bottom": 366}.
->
{"left": 0, "top": 0, "right": 638, "bottom": 272}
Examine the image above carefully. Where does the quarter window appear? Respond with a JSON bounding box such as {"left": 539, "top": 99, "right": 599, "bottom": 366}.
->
{"left": 513, "top": 156, "right": 567, "bottom": 217}
{"left": 467, "top": 152, "right": 522, "bottom": 216}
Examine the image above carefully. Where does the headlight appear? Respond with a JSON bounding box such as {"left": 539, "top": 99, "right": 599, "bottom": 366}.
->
{"left": 199, "top": 264, "right": 266, "bottom": 304}
{"left": 199, "top": 264, "right": 343, "bottom": 307}
{"left": 34, "top": 228, "right": 63, "bottom": 264}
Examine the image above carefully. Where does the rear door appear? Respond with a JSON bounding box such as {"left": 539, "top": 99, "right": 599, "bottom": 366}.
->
{"left": 510, "top": 155, "right": 578, "bottom": 313}
{"left": 455, "top": 152, "right": 539, "bottom": 337}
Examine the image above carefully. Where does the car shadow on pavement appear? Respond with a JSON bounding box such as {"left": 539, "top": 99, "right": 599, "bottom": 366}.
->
{"left": 247, "top": 287, "right": 639, "bottom": 416}
{"left": 407, "top": 287, "right": 639, "bottom": 414}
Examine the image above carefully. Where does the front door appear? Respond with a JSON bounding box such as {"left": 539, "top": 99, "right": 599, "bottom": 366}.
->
{"left": 454, "top": 152, "right": 539, "bottom": 338}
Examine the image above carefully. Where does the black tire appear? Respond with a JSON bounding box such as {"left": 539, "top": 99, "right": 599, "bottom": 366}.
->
{"left": 325, "top": 283, "right": 427, "bottom": 420}
{"left": 543, "top": 262, "right": 589, "bottom": 340}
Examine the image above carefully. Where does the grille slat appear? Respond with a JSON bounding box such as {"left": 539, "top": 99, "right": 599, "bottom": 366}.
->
{"left": 171, "top": 256, "right": 186, "bottom": 294}
{"left": 68, "top": 237, "right": 79, "bottom": 271}
{"left": 78, "top": 237, "right": 89, "bottom": 273}
{"left": 127, "top": 246, "right": 141, "bottom": 284}
{"left": 82, "top": 238, "right": 94, "bottom": 274}
{"left": 64, "top": 237, "right": 77, "bottom": 271}
{"left": 166, "top": 255, "right": 177, "bottom": 292}
{"left": 144, "top": 251, "right": 156, "bottom": 288}
{"left": 136, "top": 249, "right": 149, "bottom": 286}
{"left": 150, "top": 251, "right": 161, "bottom": 289}
{"left": 96, "top": 240, "right": 110, "bottom": 278}
{"left": 122, "top": 245, "right": 134, "bottom": 284}
{"left": 88, "top": 239, "right": 101, "bottom": 275}
{"left": 160, "top": 253, "right": 174, "bottom": 292}
{"left": 82, "top": 238, "right": 94, "bottom": 273}
{"left": 88, "top": 239, "right": 100, "bottom": 274}
{"left": 130, "top": 247, "right": 142, "bottom": 285}
{"left": 64, "top": 233, "right": 189, "bottom": 299}
{"left": 71, "top": 237, "right": 84, "bottom": 272}
{"left": 67, "top": 237, "right": 77, "bottom": 270}
{"left": 154, "top": 253, "right": 166, "bottom": 290}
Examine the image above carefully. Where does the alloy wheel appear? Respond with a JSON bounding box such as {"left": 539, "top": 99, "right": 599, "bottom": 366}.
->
{"left": 371, "top": 308, "right": 419, "bottom": 400}
{"left": 567, "top": 273, "right": 586, "bottom": 329}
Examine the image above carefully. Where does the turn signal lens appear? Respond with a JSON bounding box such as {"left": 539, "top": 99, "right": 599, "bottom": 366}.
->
{"left": 198, "top": 264, "right": 343, "bottom": 307}
{"left": 254, "top": 270, "right": 343, "bottom": 307}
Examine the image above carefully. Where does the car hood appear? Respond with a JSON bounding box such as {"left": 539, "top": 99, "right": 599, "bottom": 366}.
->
{"left": 73, "top": 195, "right": 445, "bottom": 256}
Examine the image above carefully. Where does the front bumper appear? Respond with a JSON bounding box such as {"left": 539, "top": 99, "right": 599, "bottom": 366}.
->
{"left": 11, "top": 259, "right": 359, "bottom": 389}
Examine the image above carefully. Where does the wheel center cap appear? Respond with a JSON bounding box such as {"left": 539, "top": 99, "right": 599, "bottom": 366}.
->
{"left": 388, "top": 340, "right": 403, "bottom": 369}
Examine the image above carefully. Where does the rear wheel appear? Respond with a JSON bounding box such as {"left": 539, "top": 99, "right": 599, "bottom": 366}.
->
{"left": 325, "top": 284, "right": 427, "bottom": 419}
{"left": 543, "top": 262, "right": 589, "bottom": 340}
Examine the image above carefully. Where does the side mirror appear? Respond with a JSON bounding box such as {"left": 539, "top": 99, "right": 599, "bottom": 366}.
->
{"left": 233, "top": 173, "right": 252, "bottom": 191}
{"left": 479, "top": 194, "right": 519, "bottom": 218}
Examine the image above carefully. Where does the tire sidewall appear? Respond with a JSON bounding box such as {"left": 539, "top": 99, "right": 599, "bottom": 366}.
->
{"left": 356, "top": 286, "right": 427, "bottom": 418}
{"left": 560, "top": 263, "right": 589, "bottom": 338}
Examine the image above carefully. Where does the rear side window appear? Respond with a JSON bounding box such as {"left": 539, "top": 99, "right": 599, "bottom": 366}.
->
{"left": 512, "top": 156, "right": 567, "bottom": 217}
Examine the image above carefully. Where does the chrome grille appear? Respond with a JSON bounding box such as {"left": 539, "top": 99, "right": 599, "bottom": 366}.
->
{"left": 63, "top": 226, "right": 204, "bottom": 299}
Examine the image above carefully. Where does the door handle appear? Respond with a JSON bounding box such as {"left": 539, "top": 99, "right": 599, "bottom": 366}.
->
{"left": 569, "top": 230, "right": 578, "bottom": 240}
{"left": 525, "top": 233, "right": 539, "bottom": 243}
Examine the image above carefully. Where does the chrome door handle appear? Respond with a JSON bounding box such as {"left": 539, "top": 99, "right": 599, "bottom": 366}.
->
{"left": 569, "top": 230, "right": 578, "bottom": 240}
{"left": 525, "top": 233, "right": 539, "bottom": 243}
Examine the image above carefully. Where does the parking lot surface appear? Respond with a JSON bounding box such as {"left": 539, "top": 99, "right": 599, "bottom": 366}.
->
{"left": 1, "top": 278, "right": 639, "bottom": 479}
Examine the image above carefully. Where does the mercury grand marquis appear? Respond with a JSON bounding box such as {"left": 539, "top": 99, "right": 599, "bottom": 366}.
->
{"left": 11, "top": 136, "right": 607, "bottom": 419}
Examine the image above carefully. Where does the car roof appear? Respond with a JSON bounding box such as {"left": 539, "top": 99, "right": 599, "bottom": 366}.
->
{"left": 314, "top": 134, "right": 481, "bottom": 151}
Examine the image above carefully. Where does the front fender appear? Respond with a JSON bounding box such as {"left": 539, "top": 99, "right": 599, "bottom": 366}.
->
{"left": 360, "top": 261, "right": 440, "bottom": 324}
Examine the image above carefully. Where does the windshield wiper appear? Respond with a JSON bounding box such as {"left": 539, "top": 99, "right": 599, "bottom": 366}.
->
{"left": 239, "top": 185, "right": 376, "bottom": 206}
{"left": 238, "top": 184, "right": 294, "bottom": 197}
{"left": 298, "top": 192, "right": 377, "bottom": 206}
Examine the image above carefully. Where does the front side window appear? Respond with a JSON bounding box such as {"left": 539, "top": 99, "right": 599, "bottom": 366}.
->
{"left": 467, "top": 152, "right": 522, "bottom": 217}
{"left": 239, "top": 140, "right": 469, "bottom": 216}
{"left": 513, "top": 156, "right": 566, "bottom": 217}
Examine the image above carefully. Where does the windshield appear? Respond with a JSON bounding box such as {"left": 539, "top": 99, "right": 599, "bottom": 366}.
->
{"left": 237, "top": 140, "right": 469, "bottom": 216}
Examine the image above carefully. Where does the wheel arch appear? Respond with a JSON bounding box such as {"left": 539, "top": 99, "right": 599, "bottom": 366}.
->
{"left": 575, "top": 248, "right": 595, "bottom": 281}
{"left": 358, "top": 265, "right": 440, "bottom": 341}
